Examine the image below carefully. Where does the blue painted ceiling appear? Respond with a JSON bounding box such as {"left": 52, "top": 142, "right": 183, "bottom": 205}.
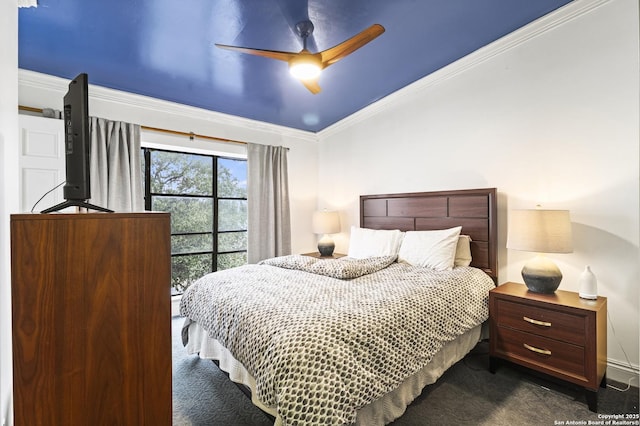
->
{"left": 19, "top": 0, "right": 573, "bottom": 133}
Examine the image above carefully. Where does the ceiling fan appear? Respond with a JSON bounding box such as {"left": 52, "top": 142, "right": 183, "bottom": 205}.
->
{"left": 215, "top": 20, "right": 385, "bottom": 94}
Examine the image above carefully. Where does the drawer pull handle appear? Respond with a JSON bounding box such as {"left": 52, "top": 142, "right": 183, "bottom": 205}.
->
{"left": 524, "top": 343, "right": 551, "bottom": 355}
{"left": 523, "top": 316, "right": 551, "bottom": 327}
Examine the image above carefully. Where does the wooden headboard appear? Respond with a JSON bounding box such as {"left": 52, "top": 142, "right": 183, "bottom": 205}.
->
{"left": 360, "top": 188, "right": 497, "bottom": 283}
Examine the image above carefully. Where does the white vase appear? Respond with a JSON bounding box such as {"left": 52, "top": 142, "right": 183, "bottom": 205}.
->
{"left": 578, "top": 265, "right": 598, "bottom": 300}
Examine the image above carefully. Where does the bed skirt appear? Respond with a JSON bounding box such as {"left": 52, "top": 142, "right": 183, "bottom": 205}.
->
{"left": 185, "top": 321, "right": 484, "bottom": 425}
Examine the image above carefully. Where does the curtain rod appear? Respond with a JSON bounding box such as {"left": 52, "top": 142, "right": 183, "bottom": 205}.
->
{"left": 18, "top": 105, "right": 248, "bottom": 146}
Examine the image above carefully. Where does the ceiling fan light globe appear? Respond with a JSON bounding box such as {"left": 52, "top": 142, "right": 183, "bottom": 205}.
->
{"left": 289, "top": 62, "right": 321, "bottom": 80}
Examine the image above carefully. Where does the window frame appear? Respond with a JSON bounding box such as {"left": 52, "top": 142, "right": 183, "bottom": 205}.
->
{"left": 142, "top": 147, "right": 247, "bottom": 294}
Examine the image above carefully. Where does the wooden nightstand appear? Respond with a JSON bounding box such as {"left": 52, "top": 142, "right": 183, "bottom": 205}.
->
{"left": 301, "top": 252, "right": 346, "bottom": 259}
{"left": 489, "top": 282, "right": 607, "bottom": 412}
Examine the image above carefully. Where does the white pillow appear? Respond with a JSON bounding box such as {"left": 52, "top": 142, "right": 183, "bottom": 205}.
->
{"left": 347, "top": 226, "right": 404, "bottom": 259}
{"left": 454, "top": 235, "right": 473, "bottom": 267}
{"left": 398, "top": 226, "right": 462, "bottom": 271}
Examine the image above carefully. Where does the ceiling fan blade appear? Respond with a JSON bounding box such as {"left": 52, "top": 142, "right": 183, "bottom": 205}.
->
{"left": 301, "top": 78, "right": 321, "bottom": 94}
{"left": 320, "top": 24, "right": 385, "bottom": 66}
{"left": 215, "top": 43, "right": 296, "bottom": 62}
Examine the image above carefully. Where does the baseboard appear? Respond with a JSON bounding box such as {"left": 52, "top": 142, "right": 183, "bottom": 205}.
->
{"left": 607, "top": 358, "right": 639, "bottom": 388}
{"left": 171, "top": 295, "right": 182, "bottom": 317}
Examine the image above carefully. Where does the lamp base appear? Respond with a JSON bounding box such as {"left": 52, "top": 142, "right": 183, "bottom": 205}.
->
{"left": 317, "top": 234, "right": 335, "bottom": 257}
{"left": 522, "top": 254, "right": 562, "bottom": 294}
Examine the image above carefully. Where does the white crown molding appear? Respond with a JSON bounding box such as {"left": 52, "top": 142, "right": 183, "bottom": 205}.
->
{"left": 17, "top": 0, "right": 37, "bottom": 8}
{"left": 18, "top": 69, "right": 319, "bottom": 144}
{"left": 318, "top": 0, "right": 611, "bottom": 140}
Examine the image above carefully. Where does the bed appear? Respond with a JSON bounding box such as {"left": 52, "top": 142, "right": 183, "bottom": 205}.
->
{"left": 180, "top": 187, "right": 498, "bottom": 425}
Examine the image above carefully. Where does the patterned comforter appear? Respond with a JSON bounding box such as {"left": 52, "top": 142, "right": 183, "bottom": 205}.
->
{"left": 180, "top": 255, "right": 495, "bottom": 425}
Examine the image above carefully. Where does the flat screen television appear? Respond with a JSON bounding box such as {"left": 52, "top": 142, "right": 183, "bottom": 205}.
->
{"left": 42, "top": 73, "right": 112, "bottom": 213}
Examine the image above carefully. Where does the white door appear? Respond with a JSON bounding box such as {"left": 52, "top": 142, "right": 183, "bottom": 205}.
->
{"left": 18, "top": 115, "right": 69, "bottom": 213}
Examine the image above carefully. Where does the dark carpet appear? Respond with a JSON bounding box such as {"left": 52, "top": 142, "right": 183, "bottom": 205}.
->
{"left": 172, "top": 317, "right": 639, "bottom": 425}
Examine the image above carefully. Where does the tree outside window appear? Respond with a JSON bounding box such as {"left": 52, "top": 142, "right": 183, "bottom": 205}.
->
{"left": 143, "top": 149, "right": 247, "bottom": 295}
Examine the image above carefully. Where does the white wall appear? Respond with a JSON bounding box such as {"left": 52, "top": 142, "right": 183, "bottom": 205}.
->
{"left": 18, "top": 71, "right": 320, "bottom": 255}
{"left": 317, "top": 0, "right": 639, "bottom": 382}
{"left": 1, "top": 1, "right": 19, "bottom": 424}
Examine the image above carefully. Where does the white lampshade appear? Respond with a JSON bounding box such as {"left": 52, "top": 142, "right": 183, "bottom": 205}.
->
{"left": 312, "top": 210, "right": 340, "bottom": 235}
{"left": 507, "top": 209, "right": 573, "bottom": 254}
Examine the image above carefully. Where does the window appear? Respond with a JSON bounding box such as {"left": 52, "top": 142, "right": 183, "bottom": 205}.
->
{"left": 143, "top": 148, "right": 247, "bottom": 295}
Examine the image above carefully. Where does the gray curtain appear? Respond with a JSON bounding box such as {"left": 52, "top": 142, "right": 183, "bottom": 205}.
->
{"left": 89, "top": 117, "right": 144, "bottom": 212}
{"left": 247, "top": 143, "right": 291, "bottom": 263}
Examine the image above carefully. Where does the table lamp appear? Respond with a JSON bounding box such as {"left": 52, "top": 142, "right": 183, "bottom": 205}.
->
{"left": 312, "top": 210, "right": 340, "bottom": 256}
{"left": 507, "top": 209, "right": 573, "bottom": 293}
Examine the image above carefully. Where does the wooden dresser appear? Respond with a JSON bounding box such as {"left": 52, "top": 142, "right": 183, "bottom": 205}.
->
{"left": 489, "top": 282, "right": 607, "bottom": 412}
{"left": 11, "top": 212, "right": 172, "bottom": 425}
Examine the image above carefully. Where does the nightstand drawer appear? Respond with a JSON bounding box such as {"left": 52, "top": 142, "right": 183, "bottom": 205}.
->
{"left": 494, "top": 299, "right": 586, "bottom": 346}
{"left": 493, "top": 327, "right": 587, "bottom": 380}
